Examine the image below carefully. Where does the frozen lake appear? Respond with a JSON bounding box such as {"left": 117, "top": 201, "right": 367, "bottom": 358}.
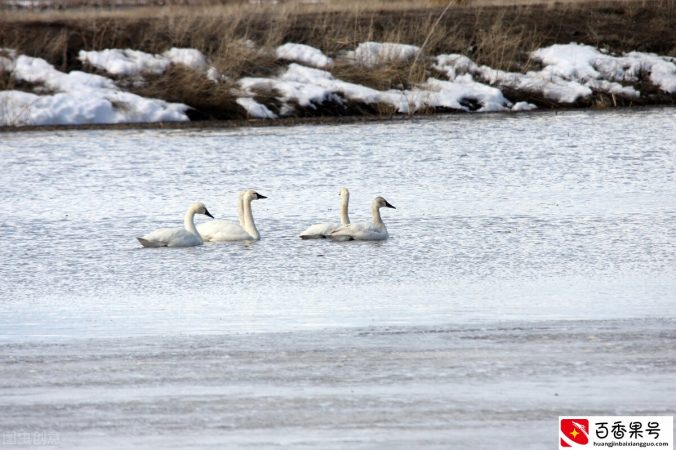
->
{"left": 0, "top": 108, "right": 675, "bottom": 448}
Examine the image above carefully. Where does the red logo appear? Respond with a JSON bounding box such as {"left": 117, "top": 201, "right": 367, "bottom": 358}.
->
{"left": 560, "top": 419, "right": 589, "bottom": 447}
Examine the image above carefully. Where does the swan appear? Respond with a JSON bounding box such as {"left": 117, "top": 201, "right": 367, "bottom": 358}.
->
{"left": 197, "top": 189, "right": 266, "bottom": 241}
{"left": 299, "top": 187, "right": 350, "bottom": 239}
{"left": 196, "top": 190, "right": 247, "bottom": 241}
{"left": 329, "top": 196, "right": 395, "bottom": 241}
{"left": 137, "top": 202, "right": 214, "bottom": 248}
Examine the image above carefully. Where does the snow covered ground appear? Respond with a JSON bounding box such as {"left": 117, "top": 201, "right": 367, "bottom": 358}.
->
{"left": 1, "top": 42, "right": 675, "bottom": 126}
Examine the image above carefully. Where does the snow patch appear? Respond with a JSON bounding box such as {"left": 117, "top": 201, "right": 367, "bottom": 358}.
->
{"left": 350, "top": 42, "right": 420, "bottom": 67}
{"left": 276, "top": 43, "right": 333, "bottom": 69}
{"left": 236, "top": 97, "right": 278, "bottom": 119}
{"left": 512, "top": 101, "right": 537, "bottom": 111}
{"left": 79, "top": 48, "right": 211, "bottom": 77}
{"left": 1, "top": 55, "right": 188, "bottom": 126}
{"left": 533, "top": 43, "right": 676, "bottom": 94}
{"left": 432, "top": 43, "right": 664, "bottom": 103}
{"left": 239, "top": 63, "right": 510, "bottom": 116}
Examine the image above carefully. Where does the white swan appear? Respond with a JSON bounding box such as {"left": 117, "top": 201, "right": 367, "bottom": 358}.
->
{"left": 299, "top": 187, "right": 350, "bottom": 239}
{"left": 197, "top": 189, "right": 266, "bottom": 241}
{"left": 329, "top": 196, "right": 395, "bottom": 241}
{"left": 196, "top": 190, "right": 247, "bottom": 241}
{"left": 137, "top": 202, "right": 214, "bottom": 248}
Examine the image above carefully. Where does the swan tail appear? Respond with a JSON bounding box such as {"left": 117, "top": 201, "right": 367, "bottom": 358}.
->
{"left": 137, "top": 237, "right": 166, "bottom": 248}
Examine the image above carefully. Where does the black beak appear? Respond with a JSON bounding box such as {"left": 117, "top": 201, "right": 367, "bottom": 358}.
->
{"left": 204, "top": 208, "right": 214, "bottom": 218}
{"left": 257, "top": 194, "right": 267, "bottom": 199}
{"left": 385, "top": 201, "right": 396, "bottom": 209}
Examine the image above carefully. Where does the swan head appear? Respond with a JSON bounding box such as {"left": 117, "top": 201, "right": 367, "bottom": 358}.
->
{"left": 244, "top": 189, "right": 267, "bottom": 201}
{"left": 339, "top": 187, "right": 350, "bottom": 199}
{"left": 374, "top": 196, "right": 396, "bottom": 209}
{"left": 191, "top": 202, "right": 214, "bottom": 218}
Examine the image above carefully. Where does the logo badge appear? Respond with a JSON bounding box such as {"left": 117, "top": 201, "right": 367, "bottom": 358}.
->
{"left": 560, "top": 419, "right": 589, "bottom": 447}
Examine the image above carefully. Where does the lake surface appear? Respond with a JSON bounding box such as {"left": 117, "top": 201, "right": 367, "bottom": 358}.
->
{"left": 1, "top": 108, "right": 674, "bottom": 339}
{"left": 0, "top": 108, "right": 675, "bottom": 448}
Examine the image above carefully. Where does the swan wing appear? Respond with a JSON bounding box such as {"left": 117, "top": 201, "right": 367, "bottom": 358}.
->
{"left": 197, "top": 220, "right": 253, "bottom": 242}
{"left": 299, "top": 222, "right": 338, "bottom": 239}
{"left": 329, "top": 223, "right": 388, "bottom": 241}
{"left": 137, "top": 237, "right": 166, "bottom": 248}
{"left": 138, "top": 227, "right": 202, "bottom": 247}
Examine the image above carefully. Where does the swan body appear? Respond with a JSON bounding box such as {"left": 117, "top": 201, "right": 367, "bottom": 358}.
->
{"left": 137, "top": 202, "right": 214, "bottom": 248}
{"left": 198, "top": 190, "right": 266, "bottom": 242}
{"left": 300, "top": 187, "right": 350, "bottom": 239}
{"left": 330, "top": 196, "right": 395, "bottom": 241}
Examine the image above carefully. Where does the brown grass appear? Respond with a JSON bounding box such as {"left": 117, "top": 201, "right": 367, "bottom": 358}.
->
{"left": 0, "top": 0, "right": 674, "bottom": 120}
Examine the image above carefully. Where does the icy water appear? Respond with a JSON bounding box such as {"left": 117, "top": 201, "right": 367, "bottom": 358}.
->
{"left": 0, "top": 108, "right": 675, "bottom": 448}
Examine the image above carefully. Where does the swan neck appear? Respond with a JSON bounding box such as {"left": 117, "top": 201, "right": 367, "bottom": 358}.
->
{"left": 371, "top": 203, "right": 384, "bottom": 226}
{"left": 340, "top": 194, "right": 350, "bottom": 225}
{"left": 243, "top": 198, "right": 259, "bottom": 239}
{"left": 237, "top": 192, "right": 244, "bottom": 227}
{"left": 184, "top": 207, "right": 201, "bottom": 239}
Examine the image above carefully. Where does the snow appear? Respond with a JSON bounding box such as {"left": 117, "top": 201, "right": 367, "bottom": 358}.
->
{"left": 241, "top": 63, "right": 511, "bottom": 115}
{"left": 409, "top": 76, "right": 511, "bottom": 112}
{"left": 533, "top": 43, "right": 676, "bottom": 93}
{"left": 2, "top": 41, "right": 675, "bottom": 127}
{"left": 236, "top": 97, "right": 278, "bottom": 119}
{"left": 240, "top": 63, "right": 406, "bottom": 114}
{"left": 78, "top": 49, "right": 168, "bottom": 77}
{"left": 351, "top": 42, "right": 420, "bottom": 67}
{"left": 0, "top": 55, "right": 188, "bottom": 126}
{"left": 432, "top": 44, "right": 666, "bottom": 103}
{"left": 512, "top": 101, "right": 537, "bottom": 111}
{"left": 78, "top": 47, "right": 210, "bottom": 77}
{"left": 626, "top": 52, "right": 676, "bottom": 93}
{"left": 162, "top": 48, "right": 209, "bottom": 72}
{"left": 275, "top": 43, "right": 333, "bottom": 69}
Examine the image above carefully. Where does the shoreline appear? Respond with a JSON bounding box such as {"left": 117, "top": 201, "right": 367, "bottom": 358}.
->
{"left": 1, "top": 0, "right": 674, "bottom": 128}
{"left": 0, "top": 104, "right": 673, "bottom": 134}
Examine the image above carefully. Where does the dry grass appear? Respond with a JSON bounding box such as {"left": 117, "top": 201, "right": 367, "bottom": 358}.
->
{"left": 0, "top": 0, "right": 674, "bottom": 120}
{"left": 125, "top": 66, "right": 245, "bottom": 120}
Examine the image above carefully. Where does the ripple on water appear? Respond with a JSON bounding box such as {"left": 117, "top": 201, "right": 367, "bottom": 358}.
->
{"left": 0, "top": 108, "right": 674, "bottom": 339}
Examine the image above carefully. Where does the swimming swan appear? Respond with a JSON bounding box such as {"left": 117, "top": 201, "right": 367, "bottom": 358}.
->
{"left": 137, "top": 202, "right": 214, "bottom": 248}
{"left": 329, "top": 196, "right": 395, "bottom": 241}
{"left": 299, "top": 187, "right": 350, "bottom": 239}
{"left": 197, "top": 190, "right": 267, "bottom": 241}
{"left": 196, "top": 191, "right": 247, "bottom": 241}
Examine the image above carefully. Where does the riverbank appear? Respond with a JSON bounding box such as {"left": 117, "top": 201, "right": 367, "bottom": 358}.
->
{"left": 1, "top": 0, "right": 675, "bottom": 127}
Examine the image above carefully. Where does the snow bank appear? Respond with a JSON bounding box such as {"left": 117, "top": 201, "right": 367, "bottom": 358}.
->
{"left": 78, "top": 48, "right": 209, "bottom": 77}
{"left": 533, "top": 44, "right": 676, "bottom": 93}
{"left": 239, "top": 63, "right": 515, "bottom": 116}
{"left": 432, "top": 43, "right": 671, "bottom": 103}
{"left": 240, "top": 63, "right": 405, "bottom": 114}
{"left": 2, "top": 41, "right": 674, "bottom": 127}
{"left": 351, "top": 42, "right": 420, "bottom": 67}
{"left": 0, "top": 55, "right": 188, "bottom": 126}
{"left": 275, "top": 43, "right": 333, "bottom": 69}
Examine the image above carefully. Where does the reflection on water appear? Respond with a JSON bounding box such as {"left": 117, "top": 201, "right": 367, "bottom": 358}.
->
{"left": 0, "top": 108, "right": 674, "bottom": 339}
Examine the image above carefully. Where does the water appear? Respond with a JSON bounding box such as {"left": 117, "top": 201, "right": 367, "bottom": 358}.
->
{"left": 1, "top": 108, "right": 675, "bottom": 448}
{"left": 0, "top": 108, "right": 675, "bottom": 339}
